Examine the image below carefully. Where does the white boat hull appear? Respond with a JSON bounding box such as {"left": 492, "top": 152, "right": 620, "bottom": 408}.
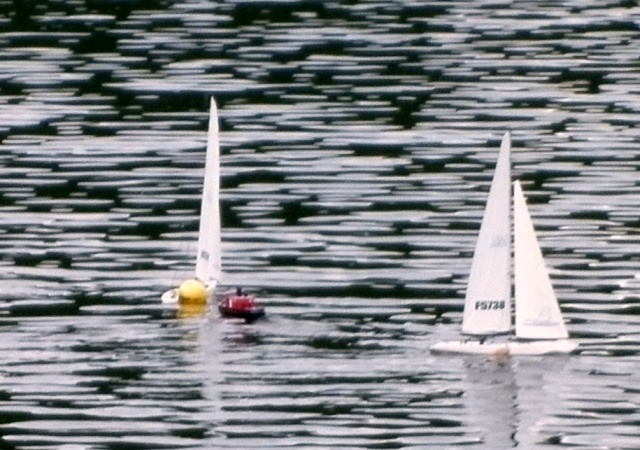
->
{"left": 161, "top": 288, "right": 179, "bottom": 304}
{"left": 430, "top": 339, "right": 577, "bottom": 356}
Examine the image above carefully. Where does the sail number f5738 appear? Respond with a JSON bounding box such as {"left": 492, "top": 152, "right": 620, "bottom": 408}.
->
{"left": 475, "top": 300, "right": 506, "bottom": 310}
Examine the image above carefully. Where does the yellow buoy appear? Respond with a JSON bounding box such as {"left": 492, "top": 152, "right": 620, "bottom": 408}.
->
{"left": 178, "top": 279, "right": 207, "bottom": 305}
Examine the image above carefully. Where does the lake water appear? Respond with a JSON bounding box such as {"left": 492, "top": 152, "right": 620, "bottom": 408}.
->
{"left": 0, "top": 0, "right": 639, "bottom": 448}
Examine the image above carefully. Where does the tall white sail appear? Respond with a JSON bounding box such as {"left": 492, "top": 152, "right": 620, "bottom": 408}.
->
{"left": 195, "top": 97, "right": 222, "bottom": 286}
{"left": 462, "top": 133, "right": 513, "bottom": 335}
{"left": 513, "top": 181, "right": 568, "bottom": 340}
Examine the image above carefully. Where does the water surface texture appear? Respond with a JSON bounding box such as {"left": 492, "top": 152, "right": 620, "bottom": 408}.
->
{"left": 0, "top": 0, "right": 639, "bottom": 448}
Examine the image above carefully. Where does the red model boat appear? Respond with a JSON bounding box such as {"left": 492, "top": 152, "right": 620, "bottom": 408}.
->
{"left": 218, "top": 288, "right": 265, "bottom": 323}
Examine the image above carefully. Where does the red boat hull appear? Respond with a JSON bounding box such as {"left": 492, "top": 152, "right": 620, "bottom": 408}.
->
{"left": 218, "top": 293, "right": 265, "bottom": 323}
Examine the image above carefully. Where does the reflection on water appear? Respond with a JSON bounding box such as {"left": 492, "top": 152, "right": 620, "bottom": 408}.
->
{"left": 177, "top": 302, "right": 208, "bottom": 319}
{"left": 0, "top": 0, "right": 639, "bottom": 448}
{"left": 463, "top": 357, "right": 575, "bottom": 448}
{"left": 464, "top": 359, "right": 518, "bottom": 447}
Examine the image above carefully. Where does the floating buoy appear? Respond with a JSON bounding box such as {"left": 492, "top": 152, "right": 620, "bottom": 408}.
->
{"left": 178, "top": 279, "right": 207, "bottom": 305}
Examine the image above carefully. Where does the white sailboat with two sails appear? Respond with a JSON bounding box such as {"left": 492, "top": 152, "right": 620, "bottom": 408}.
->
{"left": 431, "top": 133, "right": 577, "bottom": 356}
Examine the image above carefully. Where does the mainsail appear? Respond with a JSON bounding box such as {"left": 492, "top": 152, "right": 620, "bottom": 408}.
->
{"left": 195, "top": 98, "right": 223, "bottom": 286}
{"left": 462, "top": 132, "right": 512, "bottom": 336}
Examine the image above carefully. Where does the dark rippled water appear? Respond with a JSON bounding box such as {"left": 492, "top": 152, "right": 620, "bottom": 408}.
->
{"left": 1, "top": 0, "right": 640, "bottom": 448}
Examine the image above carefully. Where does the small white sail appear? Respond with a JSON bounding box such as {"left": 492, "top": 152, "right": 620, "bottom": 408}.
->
{"left": 194, "top": 97, "right": 223, "bottom": 286}
{"left": 513, "top": 180, "right": 568, "bottom": 340}
{"left": 462, "top": 132, "right": 512, "bottom": 336}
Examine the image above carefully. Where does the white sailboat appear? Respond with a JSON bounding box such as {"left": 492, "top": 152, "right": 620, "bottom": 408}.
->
{"left": 431, "top": 133, "right": 577, "bottom": 355}
{"left": 161, "top": 97, "right": 222, "bottom": 304}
